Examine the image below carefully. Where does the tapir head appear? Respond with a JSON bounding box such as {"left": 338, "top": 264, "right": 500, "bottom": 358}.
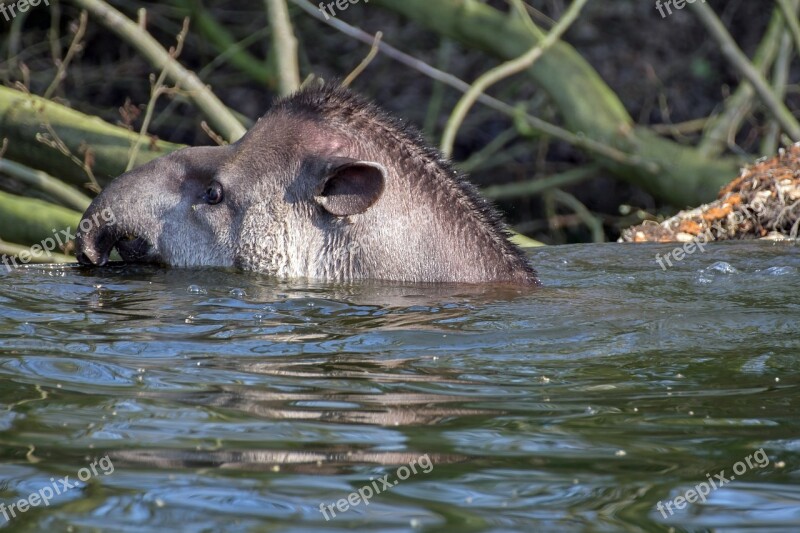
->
{"left": 76, "top": 86, "right": 539, "bottom": 284}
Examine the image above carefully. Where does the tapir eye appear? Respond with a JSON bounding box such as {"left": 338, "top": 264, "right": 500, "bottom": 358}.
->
{"left": 203, "top": 181, "right": 224, "bottom": 205}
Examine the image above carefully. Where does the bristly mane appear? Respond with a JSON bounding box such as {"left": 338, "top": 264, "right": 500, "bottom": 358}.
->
{"left": 273, "top": 84, "right": 538, "bottom": 283}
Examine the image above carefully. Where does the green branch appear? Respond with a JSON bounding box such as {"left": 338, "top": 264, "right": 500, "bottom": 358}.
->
{"left": 0, "top": 85, "right": 184, "bottom": 188}
{"left": 368, "top": 0, "right": 741, "bottom": 207}
{"left": 440, "top": 0, "right": 589, "bottom": 157}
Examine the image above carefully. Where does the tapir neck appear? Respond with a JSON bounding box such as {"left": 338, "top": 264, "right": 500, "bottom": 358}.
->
{"left": 357, "top": 183, "right": 537, "bottom": 284}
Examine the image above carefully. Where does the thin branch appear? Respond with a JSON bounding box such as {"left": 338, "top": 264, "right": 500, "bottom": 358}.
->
{"left": 482, "top": 165, "right": 599, "bottom": 200}
{"left": 47, "top": 0, "right": 63, "bottom": 66}
{"left": 698, "top": 6, "right": 784, "bottom": 156}
{"left": 440, "top": 0, "right": 588, "bottom": 158}
{"left": 73, "top": 0, "right": 247, "bottom": 142}
{"left": 651, "top": 117, "right": 708, "bottom": 136}
{"left": 342, "top": 32, "right": 383, "bottom": 87}
{"left": 691, "top": 0, "right": 800, "bottom": 140}
{"left": 28, "top": 81, "right": 100, "bottom": 192}
{"left": 265, "top": 0, "right": 301, "bottom": 96}
{"left": 778, "top": 0, "right": 800, "bottom": 56}
{"left": 423, "top": 39, "right": 455, "bottom": 137}
{"left": 458, "top": 127, "right": 517, "bottom": 173}
{"left": 177, "top": 0, "right": 275, "bottom": 87}
{"left": 44, "top": 10, "right": 88, "bottom": 100}
{"left": 288, "top": 0, "right": 656, "bottom": 173}
{"left": 762, "top": 27, "right": 794, "bottom": 156}
{"left": 200, "top": 121, "right": 227, "bottom": 146}
{"left": 552, "top": 189, "right": 605, "bottom": 243}
{"left": 127, "top": 17, "right": 190, "bottom": 171}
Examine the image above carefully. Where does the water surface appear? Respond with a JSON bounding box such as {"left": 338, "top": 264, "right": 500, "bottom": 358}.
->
{"left": 0, "top": 241, "right": 798, "bottom": 531}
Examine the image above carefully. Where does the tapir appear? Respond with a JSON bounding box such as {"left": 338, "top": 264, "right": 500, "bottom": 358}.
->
{"left": 76, "top": 85, "right": 539, "bottom": 285}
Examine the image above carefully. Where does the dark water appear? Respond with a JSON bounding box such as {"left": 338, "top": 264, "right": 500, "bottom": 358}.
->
{"left": 0, "top": 241, "right": 798, "bottom": 532}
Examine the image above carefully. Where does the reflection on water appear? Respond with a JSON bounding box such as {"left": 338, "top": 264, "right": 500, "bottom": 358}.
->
{"left": 0, "top": 241, "right": 798, "bottom": 531}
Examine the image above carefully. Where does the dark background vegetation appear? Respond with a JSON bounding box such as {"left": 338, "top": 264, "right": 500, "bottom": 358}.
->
{"left": 0, "top": 0, "right": 795, "bottom": 246}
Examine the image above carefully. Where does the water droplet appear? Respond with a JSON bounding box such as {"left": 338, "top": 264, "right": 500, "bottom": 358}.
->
{"left": 229, "top": 288, "right": 247, "bottom": 298}
{"left": 187, "top": 285, "right": 207, "bottom": 295}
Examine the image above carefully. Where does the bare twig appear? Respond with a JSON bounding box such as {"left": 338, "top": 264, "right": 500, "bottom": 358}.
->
{"left": 23, "top": 77, "right": 100, "bottom": 193}
{"left": 342, "top": 32, "right": 383, "bottom": 87}
{"left": 440, "top": 0, "right": 588, "bottom": 157}
{"left": 200, "top": 121, "right": 227, "bottom": 146}
{"left": 44, "top": 11, "right": 88, "bottom": 99}
{"left": 47, "top": 0, "right": 63, "bottom": 65}
{"left": 552, "top": 189, "right": 605, "bottom": 243}
{"left": 73, "top": 0, "right": 247, "bottom": 142}
{"left": 126, "top": 17, "right": 190, "bottom": 171}
{"left": 265, "top": 0, "right": 301, "bottom": 96}
{"left": 35, "top": 127, "right": 99, "bottom": 192}
{"left": 691, "top": 0, "right": 800, "bottom": 140}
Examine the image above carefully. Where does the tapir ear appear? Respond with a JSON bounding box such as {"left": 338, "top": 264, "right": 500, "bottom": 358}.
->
{"left": 314, "top": 159, "right": 386, "bottom": 216}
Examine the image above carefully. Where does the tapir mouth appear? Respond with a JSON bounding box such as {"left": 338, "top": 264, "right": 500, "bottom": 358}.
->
{"left": 115, "top": 235, "right": 160, "bottom": 264}
{"left": 76, "top": 228, "right": 160, "bottom": 267}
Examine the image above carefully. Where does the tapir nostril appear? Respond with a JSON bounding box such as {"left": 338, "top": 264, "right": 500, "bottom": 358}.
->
{"left": 75, "top": 218, "right": 115, "bottom": 267}
{"left": 75, "top": 246, "right": 109, "bottom": 267}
